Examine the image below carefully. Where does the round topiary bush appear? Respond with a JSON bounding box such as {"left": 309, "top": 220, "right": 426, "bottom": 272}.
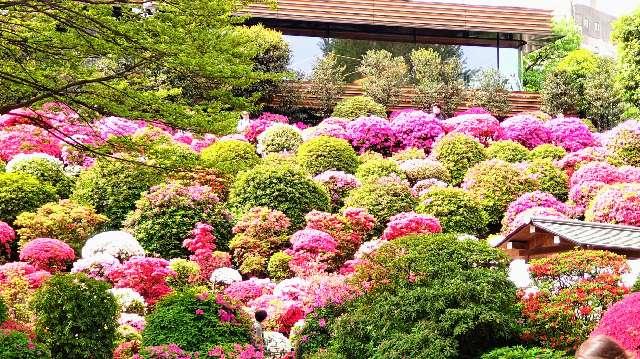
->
{"left": 71, "top": 158, "right": 165, "bottom": 229}
{"left": 201, "top": 139, "right": 259, "bottom": 176}
{"left": 486, "top": 140, "right": 530, "bottom": 163}
{"left": 142, "top": 288, "right": 251, "bottom": 353}
{"left": 585, "top": 183, "right": 640, "bottom": 226}
{"left": 267, "top": 251, "right": 293, "bottom": 281}
{"left": 229, "top": 163, "right": 331, "bottom": 228}
{"left": 432, "top": 133, "right": 486, "bottom": 185}
{"left": 398, "top": 158, "right": 451, "bottom": 184}
{"left": 6, "top": 153, "right": 74, "bottom": 198}
{"left": 296, "top": 136, "right": 358, "bottom": 176}
{"left": 0, "top": 172, "right": 58, "bottom": 224}
{"left": 342, "top": 176, "right": 416, "bottom": 232}
{"left": 124, "top": 182, "right": 233, "bottom": 258}
{"left": 32, "top": 273, "right": 118, "bottom": 359}
{"left": 524, "top": 159, "right": 569, "bottom": 201}
{"left": 257, "top": 123, "right": 303, "bottom": 156}
{"left": 355, "top": 158, "right": 404, "bottom": 183}
{"left": 15, "top": 200, "right": 108, "bottom": 253}
{"left": 332, "top": 96, "right": 386, "bottom": 119}
{"left": 416, "top": 187, "right": 488, "bottom": 236}
{"left": 545, "top": 117, "right": 596, "bottom": 152}
{"left": 462, "top": 159, "right": 538, "bottom": 227}
{"left": 19, "top": 237, "right": 75, "bottom": 273}
{"left": 529, "top": 144, "right": 567, "bottom": 161}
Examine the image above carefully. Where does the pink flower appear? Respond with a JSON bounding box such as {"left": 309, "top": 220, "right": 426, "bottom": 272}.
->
{"left": 318, "top": 318, "right": 327, "bottom": 328}
{"left": 19, "top": 238, "right": 75, "bottom": 273}
{"left": 196, "top": 291, "right": 210, "bottom": 301}
{"left": 569, "top": 161, "right": 623, "bottom": 188}
{"left": 591, "top": 292, "right": 640, "bottom": 356}
{"left": 0, "top": 124, "right": 62, "bottom": 161}
{"left": 108, "top": 256, "right": 175, "bottom": 306}
{"left": 390, "top": 111, "right": 444, "bottom": 151}
{"left": 585, "top": 183, "right": 640, "bottom": 226}
{"left": 496, "top": 115, "right": 552, "bottom": 149}
{"left": 545, "top": 117, "right": 596, "bottom": 152}
{"left": 290, "top": 229, "right": 337, "bottom": 253}
{"left": 218, "top": 308, "right": 235, "bottom": 322}
{"left": 346, "top": 116, "right": 396, "bottom": 155}
{"left": 224, "top": 278, "right": 275, "bottom": 304}
{"left": 381, "top": 212, "right": 442, "bottom": 241}
{"left": 502, "top": 191, "right": 571, "bottom": 232}
{"left": 195, "top": 309, "right": 205, "bottom": 316}
{"left": 442, "top": 114, "right": 500, "bottom": 145}
{"left": 0, "top": 222, "right": 15, "bottom": 258}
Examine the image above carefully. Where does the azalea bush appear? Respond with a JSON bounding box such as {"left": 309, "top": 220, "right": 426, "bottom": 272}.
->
{"left": 524, "top": 158, "right": 569, "bottom": 201}
{"left": 381, "top": 212, "right": 441, "bottom": 240}
{"left": 501, "top": 191, "right": 571, "bottom": 233}
{"left": 486, "top": 140, "right": 530, "bottom": 163}
{"left": 0, "top": 172, "right": 57, "bottom": 224}
{"left": 331, "top": 96, "right": 386, "bottom": 119}
{"left": 15, "top": 200, "right": 107, "bottom": 253}
{"left": 287, "top": 228, "right": 338, "bottom": 276}
{"left": 432, "top": 133, "right": 486, "bottom": 185}
{"left": 591, "top": 292, "right": 640, "bottom": 356}
{"left": 183, "top": 223, "right": 232, "bottom": 281}
{"left": 80, "top": 231, "right": 145, "bottom": 261}
{"left": 389, "top": 110, "right": 444, "bottom": 151}
{"left": 497, "top": 115, "right": 552, "bottom": 149}
{"left": 416, "top": 187, "right": 488, "bottom": 236}
{"left": 545, "top": 117, "right": 596, "bottom": 152}
{"left": 0, "top": 125, "right": 61, "bottom": 162}
{"left": 569, "top": 161, "right": 622, "bottom": 188}
{"left": 6, "top": 153, "right": 74, "bottom": 198}
{"left": 346, "top": 116, "right": 395, "bottom": 155}
{"left": 229, "top": 163, "right": 331, "bottom": 228}
{"left": 32, "top": 273, "right": 118, "bottom": 359}
{"left": 296, "top": 136, "right": 358, "bottom": 176}
{"left": 244, "top": 113, "right": 289, "bottom": 143}
{"left": 585, "top": 183, "right": 640, "bottom": 226}
{"left": 313, "top": 171, "right": 360, "bottom": 211}
{"left": 606, "top": 127, "right": 640, "bottom": 167}
{"left": 0, "top": 331, "right": 51, "bottom": 359}
{"left": 257, "top": 123, "right": 303, "bottom": 156}
{"left": 355, "top": 158, "right": 404, "bottom": 183}
{"left": 201, "top": 139, "right": 260, "bottom": 177}
{"left": 397, "top": 158, "right": 451, "bottom": 184}
{"left": 0, "top": 222, "right": 15, "bottom": 261}
{"left": 520, "top": 250, "right": 629, "bottom": 351}
{"left": 108, "top": 256, "right": 175, "bottom": 306}
{"left": 19, "top": 238, "right": 75, "bottom": 273}
{"left": 124, "top": 182, "right": 233, "bottom": 258}
{"left": 442, "top": 113, "right": 500, "bottom": 145}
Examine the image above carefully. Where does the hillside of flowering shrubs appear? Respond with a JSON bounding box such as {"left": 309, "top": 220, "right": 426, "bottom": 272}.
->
{"left": 3, "top": 91, "right": 640, "bottom": 358}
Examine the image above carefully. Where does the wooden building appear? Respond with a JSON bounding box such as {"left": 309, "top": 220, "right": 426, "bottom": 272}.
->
{"left": 496, "top": 217, "right": 640, "bottom": 260}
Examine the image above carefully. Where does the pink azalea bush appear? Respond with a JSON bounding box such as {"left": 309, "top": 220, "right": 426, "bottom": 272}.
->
{"left": 108, "top": 256, "right": 175, "bottom": 306}
{"left": 442, "top": 114, "right": 500, "bottom": 145}
{"left": 496, "top": 115, "right": 552, "bottom": 149}
{"left": 569, "top": 161, "right": 623, "bottom": 188}
{"left": 569, "top": 181, "right": 608, "bottom": 216}
{"left": 507, "top": 207, "right": 569, "bottom": 234}
{"left": 0, "top": 261, "right": 51, "bottom": 289}
{"left": 591, "top": 292, "right": 640, "bottom": 356}
{"left": 346, "top": 116, "right": 396, "bottom": 155}
{"left": 183, "top": 222, "right": 231, "bottom": 282}
{"left": 454, "top": 107, "right": 491, "bottom": 116}
{"left": 244, "top": 112, "right": 289, "bottom": 143}
{"left": 19, "top": 238, "right": 75, "bottom": 273}
{"left": 224, "top": 278, "right": 275, "bottom": 304}
{"left": 0, "top": 125, "right": 62, "bottom": 161}
{"left": 585, "top": 183, "right": 640, "bottom": 226}
{"left": 389, "top": 110, "right": 444, "bottom": 151}
{"left": 502, "top": 191, "right": 571, "bottom": 232}
{"left": 381, "top": 212, "right": 442, "bottom": 241}
{"left": 313, "top": 171, "right": 360, "bottom": 209}
{"left": 0, "top": 221, "right": 15, "bottom": 259}
{"left": 557, "top": 146, "right": 608, "bottom": 178}
{"left": 287, "top": 229, "right": 337, "bottom": 276}
{"left": 545, "top": 117, "right": 596, "bottom": 152}
{"left": 71, "top": 254, "right": 122, "bottom": 281}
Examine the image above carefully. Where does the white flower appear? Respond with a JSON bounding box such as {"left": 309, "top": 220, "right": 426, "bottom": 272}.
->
{"left": 355, "top": 239, "right": 386, "bottom": 259}
{"left": 109, "top": 288, "right": 147, "bottom": 315}
{"left": 210, "top": 267, "right": 242, "bottom": 285}
{"left": 264, "top": 331, "right": 292, "bottom": 354}
{"left": 456, "top": 234, "right": 478, "bottom": 241}
{"left": 82, "top": 231, "right": 145, "bottom": 261}
{"left": 508, "top": 259, "right": 532, "bottom": 288}
{"left": 6, "top": 152, "right": 63, "bottom": 172}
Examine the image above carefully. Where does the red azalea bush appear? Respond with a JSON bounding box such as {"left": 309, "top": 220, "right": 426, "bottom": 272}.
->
{"left": 18, "top": 238, "right": 74, "bottom": 273}
{"left": 108, "top": 256, "right": 175, "bottom": 306}
{"left": 0, "top": 222, "right": 15, "bottom": 260}
{"left": 183, "top": 222, "right": 231, "bottom": 282}
{"left": 389, "top": 110, "right": 444, "bottom": 151}
{"left": 585, "top": 183, "right": 640, "bottom": 226}
{"left": 381, "top": 212, "right": 442, "bottom": 241}
{"left": 520, "top": 250, "right": 629, "bottom": 351}
{"left": 545, "top": 117, "right": 596, "bottom": 152}
{"left": 591, "top": 292, "right": 640, "bottom": 356}
{"left": 0, "top": 125, "right": 61, "bottom": 161}
{"left": 496, "top": 115, "right": 552, "bottom": 149}
{"left": 442, "top": 113, "right": 500, "bottom": 145}
{"left": 346, "top": 116, "right": 396, "bottom": 155}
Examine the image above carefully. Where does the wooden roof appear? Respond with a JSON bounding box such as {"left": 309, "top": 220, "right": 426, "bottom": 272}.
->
{"left": 247, "top": 0, "right": 553, "bottom": 36}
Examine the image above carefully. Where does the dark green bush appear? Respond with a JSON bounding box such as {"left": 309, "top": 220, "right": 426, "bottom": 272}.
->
{"left": 296, "top": 136, "right": 358, "bottom": 175}
{"left": 416, "top": 187, "right": 488, "bottom": 236}
{"left": 529, "top": 144, "right": 567, "bottom": 161}
{"left": 295, "top": 305, "right": 346, "bottom": 359}
{"left": 432, "top": 133, "right": 486, "bottom": 185}
{"left": 480, "top": 346, "right": 570, "bottom": 359}
{"left": 201, "top": 140, "right": 260, "bottom": 176}
{"left": 124, "top": 182, "right": 233, "bottom": 258}
{"left": 325, "top": 234, "right": 519, "bottom": 359}
{"left": 32, "top": 273, "right": 118, "bottom": 359}
{"left": 229, "top": 163, "right": 331, "bottom": 228}
{"left": 332, "top": 96, "right": 386, "bottom": 119}
{"left": 355, "top": 158, "right": 404, "bottom": 183}
{"left": 142, "top": 288, "right": 251, "bottom": 353}
{"left": 0, "top": 172, "right": 58, "bottom": 224}
{"left": 486, "top": 140, "right": 530, "bottom": 163}
{"left": 71, "top": 158, "right": 165, "bottom": 229}
{"left": 0, "top": 297, "right": 7, "bottom": 323}
{"left": 525, "top": 158, "right": 569, "bottom": 201}
{"left": 7, "top": 157, "right": 74, "bottom": 198}
{"left": 0, "top": 331, "right": 51, "bottom": 359}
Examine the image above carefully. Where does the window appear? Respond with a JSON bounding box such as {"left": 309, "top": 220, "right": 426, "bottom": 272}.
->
{"left": 583, "top": 17, "right": 589, "bottom": 30}
{"left": 594, "top": 22, "right": 600, "bottom": 32}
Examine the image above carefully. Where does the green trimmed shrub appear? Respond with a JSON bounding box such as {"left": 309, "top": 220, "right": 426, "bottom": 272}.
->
{"left": 0, "top": 172, "right": 58, "bottom": 224}
{"left": 607, "top": 129, "right": 640, "bottom": 167}
{"left": 229, "top": 163, "right": 331, "bottom": 228}
{"left": 6, "top": 156, "right": 73, "bottom": 198}
{"left": 332, "top": 96, "right": 386, "bottom": 119}
{"left": 71, "top": 158, "right": 165, "bottom": 229}
{"left": 32, "top": 273, "right": 118, "bottom": 359}
{"left": 142, "top": 288, "right": 251, "bottom": 353}
{"left": 355, "top": 158, "right": 404, "bottom": 183}
{"left": 296, "top": 136, "right": 358, "bottom": 175}
{"left": 486, "top": 140, "right": 530, "bottom": 163}
{"left": 257, "top": 123, "right": 303, "bottom": 156}
{"left": 295, "top": 304, "right": 346, "bottom": 359}
{"left": 529, "top": 144, "right": 567, "bottom": 161}
{"left": 416, "top": 187, "right": 488, "bottom": 236}
{"left": 398, "top": 159, "right": 451, "bottom": 184}
{"left": 0, "top": 297, "right": 6, "bottom": 323}
{"left": 201, "top": 140, "right": 260, "bottom": 176}
{"left": 463, "top": 159, "right": 538, "bottom": 227}
{"left": 15, "top": 200, "right": 108, "bottom": 253}
{"left": 432, "top": 133, "right": 486, "bottom": 185}
{"left": 267, "top": 251, "right": 294, "bottom": 281}
{"left": 481, "top": 346, "right": 570, "bottom": 359}
{"left": 124, "top": 182, "right": 233, "bottom": 258}
{"left": 327, "top": 234, "right": 519, "bottom": 359}
{"left": 390, "top": 148, "right": 426, "bottom": 161}
{"left": 0, "top": 331, "right": 51, "bottom": 359}
{"left": 525, "top": 158, "right": 569, "bottom": 201}
{"left": 342, "top": 177, "right": 416, "bottom": 232}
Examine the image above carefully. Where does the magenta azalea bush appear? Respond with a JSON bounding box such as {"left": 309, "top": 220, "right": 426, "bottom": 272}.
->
{"left": 19, "top": 237, "right": 75, "bottom": 273}
{"left": 501, "top": 191, "right": 571, "bottom": 232}
{"left": 389, "top": 110, "right": 444, "bottom": 151}
{"left": 442, "top": 113, "right": 500, "bottom": 145}
{"left": 0, "top": 221, "right": 15, "bottom": 259}
{"left": 507, "top": 206, "right": 568, "bottom": 234}
{"left": 346, "top": 116, "right": 396, "bottom": 155}
{"left": 569, "top": 181, "right": 608, "bottom": 216}
{"left": 381, "top": 212, "right": 442, "bottom": 241}
{"left": 557, "top": 146, "right": 608, "bottom": 177}
{"left": 108, "top": 256, "right": 175, "bottom": 306}
{"left": 569, "top": 161, "right": 623, "bottom": 188}
{"left": 0, "top": 124, "right": 62, "bottom": 161}
{"left": 496, "top": 115, "right": 552, "bottom": 149}
{"left": 585, "top": 183, "right": 640, "bottom": 226}
{"left": 591, "top": 292, "right": 640, "bottom": 356}
{"left": 545, "top": 117, "right": 596, "bottom": 152}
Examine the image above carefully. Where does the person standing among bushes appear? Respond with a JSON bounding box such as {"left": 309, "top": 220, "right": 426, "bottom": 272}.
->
{"left": 432, "top": 103, "right": 446, "bottom": 121}
{"left": 253, "top": 309, "right": 267, "bottom": 347}
{"left": 576, "top": 335, "right": 635, "bottom": 359}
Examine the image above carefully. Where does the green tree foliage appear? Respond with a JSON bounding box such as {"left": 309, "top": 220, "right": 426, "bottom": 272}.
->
{"left": 358, "top": 50, "right": 408, "bottom": 108}
{"left": 320, "top": 234, "right": 519, "bottom": 359}
{"left": 308, "top": 53, "right": 347, "bottom": 118}
{"left": 410, "top": 48, "right": 464, "bottom": 116}
{"left": 523, "top": 19, "right": 582, "bottom": 92}
{"left": 470, "top": 69, "right": 512, "bottom": 117}
{"left": 32, "top": 273, "right": 118, "bottom": 359}
{"left": 613, "top": 9, "right": 640, "bottom": 114}
{"left": 0, "top": 0, "right": 286, "bottom": 134}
